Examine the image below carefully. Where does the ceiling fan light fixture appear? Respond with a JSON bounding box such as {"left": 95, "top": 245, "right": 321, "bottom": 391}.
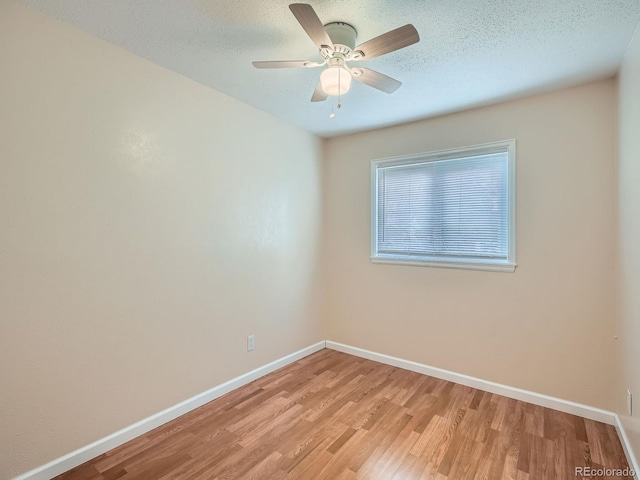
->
{"left": 320, "top": 66, "right": 352, "bottom": 95}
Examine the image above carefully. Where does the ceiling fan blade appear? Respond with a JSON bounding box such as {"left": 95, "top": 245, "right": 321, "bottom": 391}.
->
{"left": 353, "top": 67, "right": 402, "bottom": 94}
{"left": 353, "top": 24, "right": 419, "bottom": 60}
{"left": 289, "top": 3, "right": 334, "bottom": 50}
{"left": 311, "top": 81, "right": 328, "bottom": 102}
{"left": 252, "top": 60, "right": 310, "bottom": 69}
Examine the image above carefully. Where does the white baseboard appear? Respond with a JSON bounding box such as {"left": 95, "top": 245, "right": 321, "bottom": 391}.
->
{"left": 325, "top": 341, "right": 615, "bottom": 425}
{"left": 12, "top": 341, "right": 326, "bottom": 480}
{"left": 614, "top": 415, "right": 640, "bottom": 479}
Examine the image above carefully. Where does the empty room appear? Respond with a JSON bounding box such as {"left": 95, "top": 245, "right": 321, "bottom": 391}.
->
{"left": 2, "top": 0, "right": 640, "bottom": 479}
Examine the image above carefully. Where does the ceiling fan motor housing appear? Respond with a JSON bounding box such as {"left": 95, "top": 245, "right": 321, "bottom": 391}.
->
{"left": 324, "top": 22, "right": 357, "bottom": 54}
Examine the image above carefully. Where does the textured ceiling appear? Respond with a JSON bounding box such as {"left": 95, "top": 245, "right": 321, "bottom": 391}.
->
{"left": 20, "top": 0, "right": 640, "bottom": 137}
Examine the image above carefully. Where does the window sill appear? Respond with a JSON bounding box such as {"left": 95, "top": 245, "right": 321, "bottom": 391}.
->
{"left": 370, "top": 256, "right": 517, "bottom": 272}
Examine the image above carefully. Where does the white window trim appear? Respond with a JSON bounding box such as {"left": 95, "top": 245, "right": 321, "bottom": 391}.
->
{"left": 370, "top": 140, "right": 517, "bottom": 273}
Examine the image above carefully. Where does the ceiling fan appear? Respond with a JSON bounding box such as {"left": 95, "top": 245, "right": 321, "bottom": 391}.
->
{"left": 252, "top": 3, "right": 420, "bottom": 102}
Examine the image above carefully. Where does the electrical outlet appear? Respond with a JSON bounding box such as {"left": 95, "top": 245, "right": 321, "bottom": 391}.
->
{"left": 247, "top": 335, "right": 255, "bottom": 352}
{"left": 628, "top": 390, "right": 633, "bottom": 416}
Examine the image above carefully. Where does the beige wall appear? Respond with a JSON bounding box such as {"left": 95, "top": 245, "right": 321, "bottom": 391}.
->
{"left": 617, "top": 20, "right": 640, "bottom": 466}
{"left": 324, "top": 80, "right": 618, "bottom": 411}
{"left": 0, "top": 3, "right": 324, "bottom": 478}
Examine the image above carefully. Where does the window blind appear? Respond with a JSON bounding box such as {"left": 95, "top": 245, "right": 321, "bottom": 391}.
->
{"left": 375, "top": 152, "right": 509, "bottom": 262}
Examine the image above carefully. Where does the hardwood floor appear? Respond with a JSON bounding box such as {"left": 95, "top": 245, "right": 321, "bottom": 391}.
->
{"left": 54, "top": 349, "right": 632, "bottom": 480}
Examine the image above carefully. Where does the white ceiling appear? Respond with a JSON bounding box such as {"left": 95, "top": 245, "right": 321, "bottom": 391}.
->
{"left": 20, "top": 0, "right": 640, "bottom": 137}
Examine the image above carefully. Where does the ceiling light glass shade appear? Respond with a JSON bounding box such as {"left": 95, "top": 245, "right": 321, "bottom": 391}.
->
{"left": 320, "top": 67, "right": 352, "bottom": 95}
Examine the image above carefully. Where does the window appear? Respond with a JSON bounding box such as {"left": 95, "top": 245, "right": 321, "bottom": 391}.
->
{"left": 371, "top": 140, "right": 516, "bottom": 272}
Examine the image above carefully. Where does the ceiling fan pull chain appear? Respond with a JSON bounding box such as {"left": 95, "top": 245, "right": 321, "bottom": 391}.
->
{"left": 330, "top": 72, "right": 343, "bottom": 118}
